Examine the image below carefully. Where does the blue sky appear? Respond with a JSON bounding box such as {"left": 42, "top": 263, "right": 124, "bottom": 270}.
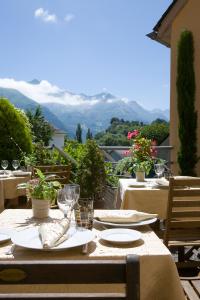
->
{"left": 0, "top": 0, "right": 172, "bottom": 110}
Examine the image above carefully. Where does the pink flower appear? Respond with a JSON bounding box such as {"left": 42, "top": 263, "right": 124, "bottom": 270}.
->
{"left": 123, "top": 150, "right": 131, "bottom": 156}
{"left": 127, "top": 130, "right": 139, "bottom": 140}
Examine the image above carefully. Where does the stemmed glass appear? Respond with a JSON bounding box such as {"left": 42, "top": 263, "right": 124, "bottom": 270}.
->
{"left": 1, "top": 160, "right": 8, "bottom": 174}
{"left": 57, "top": 184, "right": 80, "bottom": 218}
{"left": 12, "top": 160, "right": 20, "bottom": 170}
{"left": 154, "top": 163, "right": 165, "bottom": 178}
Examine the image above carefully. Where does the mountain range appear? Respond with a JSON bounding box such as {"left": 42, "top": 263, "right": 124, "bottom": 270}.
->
{"left": 0, "top": 78, "right": 169, "bottom": 138}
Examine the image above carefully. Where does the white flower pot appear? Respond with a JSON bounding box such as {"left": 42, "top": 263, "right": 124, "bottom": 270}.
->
{"left": 32, "top": 198, "right": 50, "bottom": 218}
{"left": 135, "top": 171, "right": 145, "bottom": 182}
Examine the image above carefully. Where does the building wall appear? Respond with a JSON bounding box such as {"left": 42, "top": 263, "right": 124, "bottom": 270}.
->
{"left": 170, "top": 0, "right": 200, "bottom": 175}
{"left": 50, "top": 133, "right": 65, "bottom": 149}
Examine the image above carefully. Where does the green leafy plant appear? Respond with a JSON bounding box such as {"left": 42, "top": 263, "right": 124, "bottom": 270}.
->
{"left": 18, "top": 169, "right": 61, "bottom": 202}
{"left": 75, "top": 140, "right": 106, "bottom": 207}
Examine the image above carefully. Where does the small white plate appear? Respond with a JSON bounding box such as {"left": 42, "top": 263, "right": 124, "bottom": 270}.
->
{"left": 0, "top": 233, "right": 10, "bottom": 243}
{"left": 11, "top": 227, "right": 95, "bottom": 251}
{"left": 94, "top": 217, "right": 157, "bottom": 228}
{"left": 99, "top": 229, "right": 141, "bottom": 244}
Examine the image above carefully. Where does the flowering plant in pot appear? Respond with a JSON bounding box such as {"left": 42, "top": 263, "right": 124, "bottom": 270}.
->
{"left": 18, "top": 169, "right": 61, "bottom": 218}
{"left": 115, "top": 130, "right": 158, "bottom": 181}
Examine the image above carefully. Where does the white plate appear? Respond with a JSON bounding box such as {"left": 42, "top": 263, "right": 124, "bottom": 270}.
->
{"left": 100, "top": 229, "right": 141, "bottom": 244}
{"left": 0, "top": 233, "right": 10, "bottom": 243}
{"left": 11, "top": 227, "right": 95, "bottom": 251}
{"left": 94, "top": 217, "right": 157, "bottom": 228}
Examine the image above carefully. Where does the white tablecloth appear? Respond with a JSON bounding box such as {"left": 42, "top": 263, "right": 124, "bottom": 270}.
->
{"left": 116, "top": 178, "right": 168, "bottom": 219}
{"left": 0, "top": 172, "right": 31, "bottom": 212}
{"left": 0, "top": 209, "right": 185, "bottom": 300}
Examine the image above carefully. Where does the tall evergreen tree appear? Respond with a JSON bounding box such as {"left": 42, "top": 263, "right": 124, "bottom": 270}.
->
{"left": 176, "top": 30, "right": 197, "bottom": 175}
{"left": 76, "top": 123, "right": 82, "bottom": 143}
{"left": 86, "top": 128, "right": 93, "bottom": 140}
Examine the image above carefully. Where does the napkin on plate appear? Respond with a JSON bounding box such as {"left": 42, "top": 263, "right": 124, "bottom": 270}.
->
{"left": 38, "top": 218, "right": 71, "bottom": 249}
{"left": 94, "top": 210, "right": 157, "bottom": 223}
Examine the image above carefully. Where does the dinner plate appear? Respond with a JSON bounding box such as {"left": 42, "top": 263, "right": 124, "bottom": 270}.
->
{"left": 94, "top": 217, "right": 157, "bottom": 228}
{"left": 99, "top": 228, "right": 141, "bottom": 244}
{"left": 11, "top": 227, "right": 95, "bottom": 251}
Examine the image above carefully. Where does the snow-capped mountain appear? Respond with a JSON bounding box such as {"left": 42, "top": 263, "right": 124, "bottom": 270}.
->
{"left": 0, "top": 78, "right": 169, "bottom": 137}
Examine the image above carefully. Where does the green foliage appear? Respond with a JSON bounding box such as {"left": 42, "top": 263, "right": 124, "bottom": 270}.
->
{"left": 18, "top": 169, "right": 61, "bottom": 202}
{"left": 94, "top": 118, "right": 169, "bottom": 146}
{"left": 75, "top": 140, "right": 106, "bottom": 204}
{"left": 176, "top": 30, "right": 197, "bottom": 175}
{"left": 104, "top": 162, "right": 119, "bottom": 187}
{"left": 0, "top": 98, "right": 32, "bottom": 162}
{"left": 26, "top": 106, "right": 53, "bottom": 146}
{"left": 23, "top": 142, "right": 68, "bottom": 166}
{"left": 75, "top": 123, "right": 82, "bottom": 143}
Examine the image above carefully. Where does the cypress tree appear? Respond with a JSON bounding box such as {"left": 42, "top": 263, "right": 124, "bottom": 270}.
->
{"left": 76, "top": 123, "right": 82, "bottom": 143}
{"left": 176, "top": 30, "right": 197, "bottom": 176}
{"left": 86, "top": 128, "right": 93, "bottom": 140}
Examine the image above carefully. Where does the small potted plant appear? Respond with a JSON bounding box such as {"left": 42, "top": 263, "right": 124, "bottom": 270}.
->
{"left": 18, "top": 169, "right": 61, "bottom": 218}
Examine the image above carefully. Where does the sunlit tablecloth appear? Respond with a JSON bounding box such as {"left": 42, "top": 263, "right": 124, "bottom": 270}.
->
{"left": 0, "top": 209, "right": 185, "bottom": 300}
{"left": 0, "top": 172, "right": 31, "bottom": 212}
{"left": 116, "top": 178, "right": 168, "bottom": 219}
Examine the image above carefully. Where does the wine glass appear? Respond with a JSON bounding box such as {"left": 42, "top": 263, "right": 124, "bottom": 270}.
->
{"left": 1, "top": 160, "right": 8, "bottom": 174}
{"left": 12, "top": 160, "right": 20, "bottom": 170}
{"left": 154, "top": 163, "right": 165, "bottom": 178}
{"left": 57, "top": 184, "right": 80, "bottom": 218}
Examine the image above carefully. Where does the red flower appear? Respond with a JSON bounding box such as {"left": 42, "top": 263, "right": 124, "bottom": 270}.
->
{"left": 127, "top": 130, "right": 139, "bottom": 140}
{"left": 123, "top": 150, "right": 131, "bottom": 156}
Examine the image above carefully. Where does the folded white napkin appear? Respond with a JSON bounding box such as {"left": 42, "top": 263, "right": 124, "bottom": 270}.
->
{"left": 94, "top": 210, "right": 157, "bottom": 223}
{"left": 39, "top": 218, "right": 71, "bottom": 249}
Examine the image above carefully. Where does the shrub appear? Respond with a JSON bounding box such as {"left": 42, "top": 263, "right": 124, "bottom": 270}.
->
{"left": 0, "top": 98, "right": 32, "bottom": 163}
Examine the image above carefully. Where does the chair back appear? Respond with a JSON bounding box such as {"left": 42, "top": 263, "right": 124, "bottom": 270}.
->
{"left": 33, "top": 165, "right": 71, "bottom": 185}
{"left": 164, "top": 177, "right": 200, "bottom": 247}
{"left": 0, "top": 255, "right": 140, "bottom": 300}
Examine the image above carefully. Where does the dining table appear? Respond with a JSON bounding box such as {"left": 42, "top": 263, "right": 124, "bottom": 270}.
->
{"left": 0, "top": 209, "right": 185, "bottom": 300}
{"left": 0, "top": 171, "right": 31, "bottom": 212}
{"left": 116, "top": 178, "right": 169, "bottom": 219}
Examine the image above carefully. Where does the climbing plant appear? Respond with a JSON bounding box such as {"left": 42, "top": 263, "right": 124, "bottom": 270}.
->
{"left": 176, "top": 30, "right": 197, "bottom": 175}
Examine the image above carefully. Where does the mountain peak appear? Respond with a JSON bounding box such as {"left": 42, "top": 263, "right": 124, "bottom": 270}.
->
{"left": 93, "top": 92, "right": 116, "bottom": 100}
{"left": 28, "top": 79, "right": 41, "bottom": 85}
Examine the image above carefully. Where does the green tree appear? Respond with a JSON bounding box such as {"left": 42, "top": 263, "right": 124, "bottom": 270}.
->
{"left": 0, "top": 98, "right": 32, "bottom": 162}
{"left": 75, "top": 123, "right": 82, "bottom": 143}
{"left": 86, "top": 128, "right": 93, "bottom": 140}
{"left": 26, "top": 106, "right": 53, "bottom": 146}
{"left": 176, "top": 30, "right": 197, "bottom": 175}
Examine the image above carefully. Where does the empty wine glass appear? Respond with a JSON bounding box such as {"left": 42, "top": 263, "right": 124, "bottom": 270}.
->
{"left": 1, "top": 160, "right": 8, "bottom": 174}
{"left": 154, "top": 163, "right": 165, "bottom": 178}
{"left": 12, "top": 160, "right": 20, "bottom": 170}
{"left": 57, "top": 184, "right": 80, "bottom": 218}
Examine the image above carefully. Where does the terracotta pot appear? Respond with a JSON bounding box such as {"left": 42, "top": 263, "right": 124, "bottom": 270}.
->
{"left": 32, "top": 198, "right": 50, "bottom": 218}
{"left": 135, "top": 171, "right": 145, "bottom": 182}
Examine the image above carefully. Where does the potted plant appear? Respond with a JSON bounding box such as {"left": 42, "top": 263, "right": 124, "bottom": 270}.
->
{"left": 115, "top": 130, "right": 157, "bottom": 181}
{"left": 18, "top": 169, "right": 61, "bottom": 218}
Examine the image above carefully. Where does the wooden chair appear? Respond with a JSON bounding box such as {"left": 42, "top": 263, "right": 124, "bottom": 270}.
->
{"left": 164, "top": 177, "right": 200, "bottom": 267}
{"left": 33, "top": 165, "right": 71, "bottom": 185}
{"left": 180, "top": 275, "right": 200, "bottom": 300}
{"left": 0, "top": 255, "right": 140, "bottom": 300}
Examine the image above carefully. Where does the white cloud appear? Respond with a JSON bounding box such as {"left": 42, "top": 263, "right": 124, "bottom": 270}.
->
{"left": 34, "top": 8, "right": 57, "bottom": 23}
{"left": 0, "top": 78, "right": 100, "bottom": 106}
{"left": 64, "top": 14, "right": 75, "bottom": 23}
